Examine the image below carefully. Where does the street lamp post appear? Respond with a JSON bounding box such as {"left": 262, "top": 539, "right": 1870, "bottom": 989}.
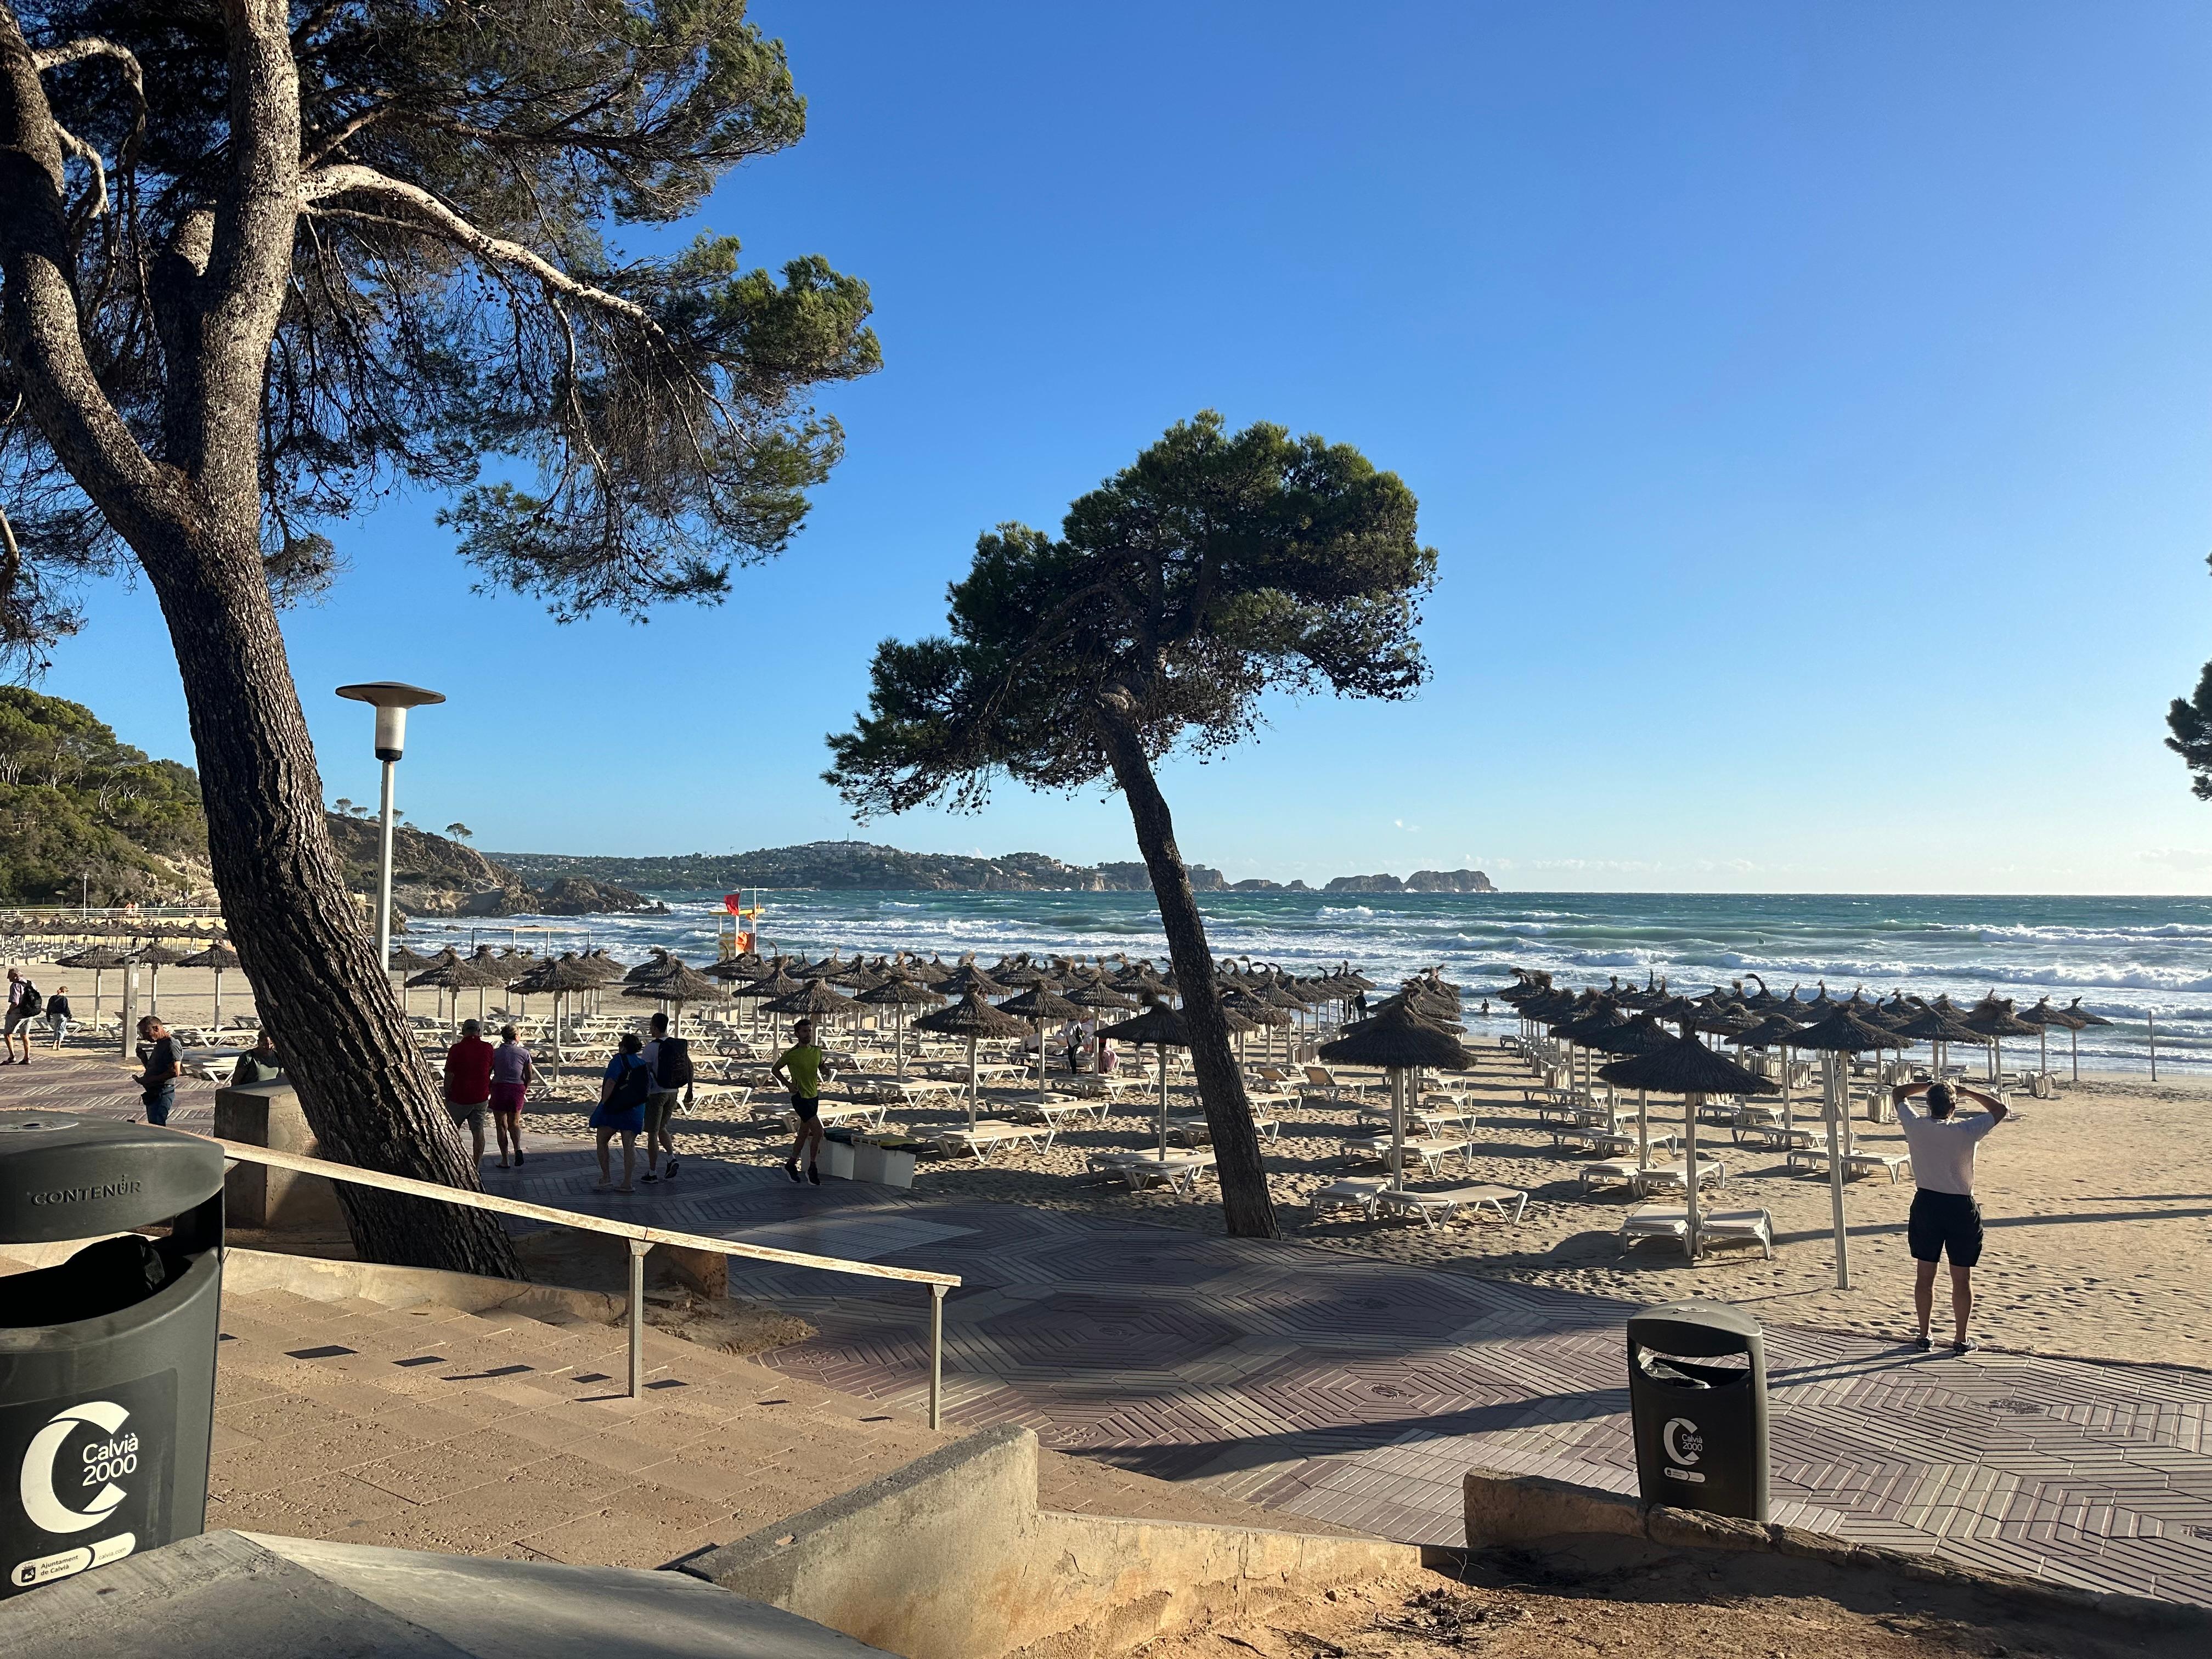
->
{"left": 334, "top": 682, "right": 445, "bottom": 972}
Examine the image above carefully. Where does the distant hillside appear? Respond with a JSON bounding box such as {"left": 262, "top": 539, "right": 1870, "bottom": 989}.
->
{"left": 490, "top": 841, "right": 1499, "bottom": 895}
{"left": 492, "top": 840, "right": 1233, "bottom": 893}
{"left": 321, "top": 815, "right": 662, "bottom": 918}
{"left": 0, "top": 687, "right": 209, "bottom": 904}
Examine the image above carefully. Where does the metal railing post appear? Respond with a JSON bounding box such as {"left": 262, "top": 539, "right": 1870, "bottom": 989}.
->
{"left": 928, "top": 1282, "right": 947, "bottom": 1431}
{"left": 628, "top": 1238, "right": 651, "bottom": 1397}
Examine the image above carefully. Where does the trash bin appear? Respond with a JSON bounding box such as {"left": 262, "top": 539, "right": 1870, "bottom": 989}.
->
{"left": 1626, "top": 1299, "right": 1768, "bottom": 1522}
{"left": 0, "top": 1112, "right": 224, "bottom": 1598}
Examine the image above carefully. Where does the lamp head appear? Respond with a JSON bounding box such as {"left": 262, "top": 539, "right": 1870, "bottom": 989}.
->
{"left": 336, "top": 682, "right": 444, "bottom": 761}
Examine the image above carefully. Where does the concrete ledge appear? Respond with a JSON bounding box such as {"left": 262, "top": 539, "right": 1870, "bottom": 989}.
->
{"left": 214, "top": 1081, "right": 343, "bottom": 1230}
{"left": 679, "top": 1424, "right": 1415, "bottom": 1659}
{"left": 221, "top": 1245, "right": 624, "bottom": 1325}
{"left": 1463, "top": 1467, "right": 2206, "bottom": 1632}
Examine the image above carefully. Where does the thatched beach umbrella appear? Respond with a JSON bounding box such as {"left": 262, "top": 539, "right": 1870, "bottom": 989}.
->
{"left": 625, "top": 958, "right": 729, "bottom": 1036}
{"left": 1093, "top": 1001, "right": 1193, "bottom": 1156}
{"left": 1725, "top": 1012, "right": 1807, "bottom": 1131}
{"left": 1598, "top": 1032, "right": 1775, "bottom": 1259}
{"left": 767, "top": 977, "right": 861, "bottom": 1052}
{"left": 937, "top": 962, "right": 1010, "bottom": 1000}
{"left": 56, "top": 943, "right": 133, "bottom": 1030}
{"left": 1786, "top": 1005, "right": 1894, "bottom": 1289}
{"left": 510, "top": 952, "right": 602, "bottom": 1077}
{"left": 2059, "top": 998, "right": 2111, "bottom": 1082}
{"left": 1963, "top": 997, "right": 2039, "bottom": 1085}
{"left": 1582, "top": 1012, "right": 1678, "bottom": 1171}
{"left": 178, "top": 941, "right": 241, "bottom": 1031}
{"left": 131, "top": 939, "right": 191, "bottom": 1014}
{"left": 995, "top": 983, "right": 1082, "bottom": 1105}
{"left": 1319, "top": 1003, "right": 1473, "bottom": 1194}
{"left": 915, "top": 991, "right": 1029, "bottom": 1128}
{"left": 858, "top": 973, "right": 944, "bottom": 1079}
{"left": 736, "top": 964, "right": 803, "bottom": 1043}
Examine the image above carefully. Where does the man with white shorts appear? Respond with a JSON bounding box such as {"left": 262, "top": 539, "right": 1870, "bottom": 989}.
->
{"left": 1891, "top": 1077, "right": 2008, "bottom": 1353}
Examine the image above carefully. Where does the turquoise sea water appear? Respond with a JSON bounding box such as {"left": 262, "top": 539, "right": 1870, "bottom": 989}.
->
{"left": 404, "top": 890, "right": 2212, "bottom": 1074}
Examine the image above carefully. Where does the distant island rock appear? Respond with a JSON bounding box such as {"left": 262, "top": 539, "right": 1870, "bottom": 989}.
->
{"left": 1324, "top": 869, "right": 1497, "bottom": 894}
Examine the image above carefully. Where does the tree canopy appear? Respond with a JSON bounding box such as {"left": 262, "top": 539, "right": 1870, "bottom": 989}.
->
{"left": 825, "top": 412, "right": 1437, "bottom": 813}
{"left": 0, "top": 685, "right": 204, "bottom": 900}
{"left": 0, "top": 0, "right": 880, "bottom": 661}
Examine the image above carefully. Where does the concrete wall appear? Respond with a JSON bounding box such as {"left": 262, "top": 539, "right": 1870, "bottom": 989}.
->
{"left": 220, "top": 1245, "right": 624, "bottom": 1325}
{"left": 678, "top": 1424, "right": 1415, "bottom": 1659}
{"left": 213, "top": 1081, "right": 345, "bottom": 1230}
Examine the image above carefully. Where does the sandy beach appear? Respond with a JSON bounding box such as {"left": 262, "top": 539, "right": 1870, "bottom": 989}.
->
{"left": 13, "top": 945, "right": 2202, "bottom": 1370}
{"left": 512, "top": 1039, "right": 2211, "bottom": 1371}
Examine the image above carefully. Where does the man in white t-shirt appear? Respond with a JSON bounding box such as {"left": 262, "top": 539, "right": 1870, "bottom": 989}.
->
{"left": 1891, "top": 1078, "right": 2008, "bottom": 1353}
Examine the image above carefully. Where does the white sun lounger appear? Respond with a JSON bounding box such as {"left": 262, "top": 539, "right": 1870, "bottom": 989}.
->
{"left": 1088, "top": 1149, "right": 1215, "bottom": 1194}
{"left": 1619, "top": 1204, "right": 1774, "bottom": 1259}
{"left": 930, "top": 1120, "right": 1049, "bottom": 1164}
{"left": 1311, "top": 1176, "right": 1390, "bottom": 1219}
{"left": 1166, "top": 1112, "right": 1282, "bottom": 1146}
{"left": 1629, "top": 1158, "right": 1726, "bottom": 1197}
{"left": 1790, "top": 1145, "right": 1912, "bottom": 1182}
{"left": 1376, "top": 1184, "right": 1527, "bottom": 1228}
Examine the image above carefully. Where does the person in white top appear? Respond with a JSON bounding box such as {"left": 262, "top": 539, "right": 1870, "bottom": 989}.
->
{"left": 1891, "top": 1078, "right": 2009, "bottom": 1353}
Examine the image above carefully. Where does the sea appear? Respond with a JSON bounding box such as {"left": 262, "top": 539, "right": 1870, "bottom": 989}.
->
{"left": 401, "top": 890, "right": 2212, "bottom": 1076}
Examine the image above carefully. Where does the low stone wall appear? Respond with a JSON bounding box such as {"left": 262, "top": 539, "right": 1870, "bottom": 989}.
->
{"left": 213, "top": 1081, "right": 344, "bottom": 1230}
{"left": 220, "top": 1245, "right": 623, "bottom": 1325}
{"left": 1464, "top": 1466, "right": 2205, "bottom": 1632}
{"left": 677, "top": 1423, "right": 1415, "bottom": 1659}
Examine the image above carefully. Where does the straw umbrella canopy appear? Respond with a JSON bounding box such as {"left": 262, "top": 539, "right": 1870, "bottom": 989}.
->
{"left": 765, "top": 976, "right": 860, "bottom": 1032}
{"left": 509, "top": 952, "right": 603, "bottom": 1076}
{"left": 178, "top": 941, "right": 242, "bottom": 1032}
{"left": 623, "top": 948, "right": 675, "bottom": 983}
{"left": 404, "top": 955, "right": 475, "bottom": 1025}
{"left": 1786, "top": 1005, "right": 1894, "bottom": 1289}
{"left": 2059, "top": 998, "right": 2111, "bottom": 1082}
{"left": 1318, "top": 1005, "right": 1474, "bottom": 1194}
{"left": 624, "top": 959, "right": 729, "bottom": 1036}
{"left": 857, "top": 973, "right": 945, "bottom": 1079}
{"left": 56, "top": 943, "right": 134, "bottom": 1029}
{"left": 131, "top": 938, "right": 191, "bottom": 1014}
{"left": 937, "top": 962, "right": 1009, "bottom": 1000}
{"left": 2014, "top": 997, "right": 2072, "bottom": 1080}
{"left": 1581, "top": 1013, "right": 1679, "bottom": 1170}
{"left": 1892, "top": 1002, "right": 1982, "bottom": 1082}
{"left": 1963, "top": 997, "right": 2039, "bottom": 1084}
{"left": 449, "top": 946, "right": 517, "bottom": 1024}
{"left": 1598, "top": 1033, "right": 1775, "bottom": 1259}
{"left": 995, "top": 984, "right": 1083, "bottom": 1104}
{"left": 385, "top": 941, "right": 434, "bottom": 1018}
{"left": 989, "top": 955, "right": 1056, "bottom": 989}
{"left": 1094, "top": 1002, "right": 1194, "bottom": 1156}
{"left": 914, "top": 991, "right": 1029, "bottom": 1127}
{"left": 1724, "top": 1012, "right": 1810, "bottom": 1131}
{"left": 735, "top": 964, "right": 803, "bottom": 1044}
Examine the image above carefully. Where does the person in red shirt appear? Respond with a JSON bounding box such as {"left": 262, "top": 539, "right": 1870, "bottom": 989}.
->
{"left": 443, "top": 1018, "right": 496, "bottom": 1169}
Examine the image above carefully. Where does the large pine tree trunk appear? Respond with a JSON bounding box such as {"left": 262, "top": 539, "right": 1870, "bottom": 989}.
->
{"left": 1096, "top": 702, "right": 1279, "bottom": 1239}
{"left": 137, "top": 510, "right": 523, "bottom": 1278}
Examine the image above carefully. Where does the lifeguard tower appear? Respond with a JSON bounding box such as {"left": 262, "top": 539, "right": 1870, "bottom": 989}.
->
{"left": 715, "top": 889, "right": 765, "bottom": 959}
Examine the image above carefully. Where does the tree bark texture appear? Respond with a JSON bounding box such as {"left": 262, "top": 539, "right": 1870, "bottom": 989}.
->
{"left": 1096, "top": 699, "right": 1279, "bottom": 1239}
{"left": 0, "top": 4, "right": 517, "bottom": 1276}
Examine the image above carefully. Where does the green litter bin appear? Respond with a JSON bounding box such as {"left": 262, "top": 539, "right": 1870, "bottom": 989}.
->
{"left": 0, "top": 1112, "right": 225, "bottom": 1598}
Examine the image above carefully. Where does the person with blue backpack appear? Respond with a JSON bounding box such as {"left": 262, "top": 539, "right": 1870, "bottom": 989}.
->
{"left": 592, "top": 1031, "right": 652, "bottom": 1194}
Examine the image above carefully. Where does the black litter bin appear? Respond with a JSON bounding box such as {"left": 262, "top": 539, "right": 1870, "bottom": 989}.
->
{"left": 1626, "top": 1299, "right": 1768, "bottom": 1522}
{"left": 0, "top": 1111, "right": 224, "bottom": 1598}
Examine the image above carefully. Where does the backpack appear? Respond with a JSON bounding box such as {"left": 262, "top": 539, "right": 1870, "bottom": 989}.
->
{"left": 18, "top": 983, "right": 42, "bottom": 1019}
{"left": 608, "top": 1055, "right": 653, "bottom": 1111}
{"left": 653, "top": 1037, "right": 693, "bottom": 1090}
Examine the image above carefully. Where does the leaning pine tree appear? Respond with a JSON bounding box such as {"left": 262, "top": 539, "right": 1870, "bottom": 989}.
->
{"left": 825, "top": 413, "right": 1437, "bottom": 1239}
{"left": 0, "top": 1, "right": 879, "bottom": 1272}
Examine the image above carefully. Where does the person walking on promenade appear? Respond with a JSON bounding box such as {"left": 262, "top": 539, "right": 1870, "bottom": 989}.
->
{"left": 639, "top": 1011, "right": 691, "bottom": 1184}
{"left": 771, "top": 1018, "right": 828, "bottom": 1185}
{"left": 229, "top": 1029, "right": 282, "bottom": 1086}
{"left": 3, "top": 968, "right": 40, "bottom": 1064}
{"left": 45, "top": 985, "right": 71, "bottom": 1049}
{"left": 1891, "top": 1077, "right": 2010, "bottom": 1352}
{"left": 136, "top": 1014, "right": 179, "bottom": 1125}
{"left": 443, "top": 1017, "right": 495, "bottom": 1169}
{"left": 592, "top": 1032, "right": 652, "bottom": 1193}
{"left": 489, "top": 1025, "right": 534, "bottom": 1169}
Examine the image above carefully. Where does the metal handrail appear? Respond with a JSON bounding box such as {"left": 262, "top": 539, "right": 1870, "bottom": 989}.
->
{"left": 214, "top": 1139, "right": 955, "bottom": 1425}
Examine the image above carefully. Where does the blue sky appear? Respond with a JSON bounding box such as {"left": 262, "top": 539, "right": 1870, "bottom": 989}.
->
{"left": 38, "top": 2, "right": 2212, "bottom": 892}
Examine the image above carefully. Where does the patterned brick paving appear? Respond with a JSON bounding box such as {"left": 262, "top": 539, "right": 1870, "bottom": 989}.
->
{"left": 14, "top": 1061, "right": 2209, "bottom": 1605}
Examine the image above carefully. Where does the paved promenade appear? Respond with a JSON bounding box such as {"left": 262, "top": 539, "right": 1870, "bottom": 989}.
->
{"left": 8, "top": 1060, "right": 2207, "bottom": 1604}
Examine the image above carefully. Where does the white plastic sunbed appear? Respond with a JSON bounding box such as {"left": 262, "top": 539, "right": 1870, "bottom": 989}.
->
{"left": 1375, "top": 1184, "right": 1527, "bottom": 1229}
{"left": 1311, "top": 1176, "right": 1389, "bottom": 1219}
{"left": 1629, "top": 1158, "right": 1726, "bottom": 1197}
{"left": 1088, "top": 1149, "right": 1215, "bottom": 1194}
{"left": 1618, "top": 1204, "right": 1774, "bottom": 1259}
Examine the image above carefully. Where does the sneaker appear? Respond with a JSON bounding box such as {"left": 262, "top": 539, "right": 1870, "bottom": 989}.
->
{"left": 1950, "top": 1339, "right": 1978, "bottom": 1354}
{"left": 806, "top": 1166, "right": 822, "bottom": 1186}
{"left": 515, "top": 1152, "right": 526, "bottom": 1166}
{"left": 642, "top": 1172, "right": 659, "bottom": 1183}
{"left": 1910, "top": 1334, "right": 1932, "bottom": 1351}
{"left": 783, "top": 1160, "right": 802, "bottom": 1183}
{"left": 663, "top": 1159, "right": 679, "bottom": 1181}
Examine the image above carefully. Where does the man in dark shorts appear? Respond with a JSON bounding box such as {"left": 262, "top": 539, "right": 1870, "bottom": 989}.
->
{"left": 443, "top": 1018, "right": 496, "bottom": 1169}
{"left": 771, "top": 1018, "right": 828, "bottom": 1186}
{"left": 1891, "top": 1077, "right": 2008, "bottom": 1352}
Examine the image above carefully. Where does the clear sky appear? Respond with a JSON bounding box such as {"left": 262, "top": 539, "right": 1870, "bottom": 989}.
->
{"left": 35, "top": 2, "right": 2212, "bottom": 893}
